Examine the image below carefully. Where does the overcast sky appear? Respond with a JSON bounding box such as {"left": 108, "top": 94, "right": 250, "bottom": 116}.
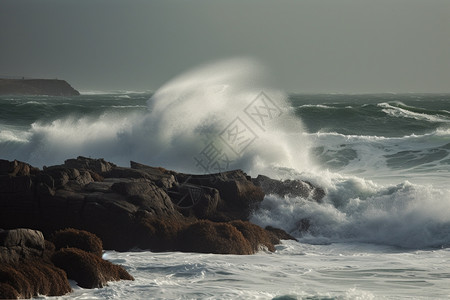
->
{"left": 1, "top": 0, "right": 449, "bottom": 93}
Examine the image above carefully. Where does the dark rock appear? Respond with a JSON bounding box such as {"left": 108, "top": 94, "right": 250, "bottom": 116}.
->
{"left": 0, "top": 159, "right": 37, "bottom": 177}
{"left": 0, "top": 282, "right": 18, "bottom": 299}
{"left": 169, "top": 184, "right": 220, "bottom": 219}
{"left": 296, "top": 218, "right": 311, "bottom": 232}
{"left": 53, "top": 228, "right": 103, "bottom": 257}
{"left": 110, "top": 180, "right": 175, "bottom": 216}
{"left": 0, "top": 157, "right": 321, "bottom": 254}
{"left": 88, "top": 171, "right": 104, "bottom": 182}
{"left": 175, "top": 170, "right": 265, "bottom": 220}
{"left": 64, "top": 156, "right": 115, "bottom": 174}
{"left": 265, "top": 226, "right": 298, "bottom": 241}
{"left": 253, "top": 175, "right": 325, "bottom": 202}
{"left": 0, "top": 229, "right": 45, "bottom": 264}
{"left": 130, "top": 161, "right": 176, "bottom": 189}
{"left": 51, "top": 248, "right": 134, "bottom": 289}
{"left": 103, "top": 166, "right": 175, "bottom": 190}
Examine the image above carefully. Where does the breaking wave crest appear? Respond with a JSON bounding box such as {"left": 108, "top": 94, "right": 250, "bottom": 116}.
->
{"left": 1, "top": 59, "right": 449, "bottom": 249}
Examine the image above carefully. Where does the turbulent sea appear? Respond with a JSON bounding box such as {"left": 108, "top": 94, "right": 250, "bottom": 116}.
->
{"left": 1, "top": 63, "right": 450, "bottom": 299}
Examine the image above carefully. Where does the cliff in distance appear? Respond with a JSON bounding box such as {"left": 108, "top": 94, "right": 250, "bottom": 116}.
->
{"left": 0, "top": 78, "right": 80, "bottom": 96}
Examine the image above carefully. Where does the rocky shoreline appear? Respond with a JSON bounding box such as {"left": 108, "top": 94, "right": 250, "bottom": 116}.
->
{"left": 0, "top": 157, "right": 324, "bottom": 298}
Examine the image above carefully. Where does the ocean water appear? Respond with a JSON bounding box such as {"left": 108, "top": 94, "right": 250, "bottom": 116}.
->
{"left": 1, "top": 60, "right": 450, "bottom": 299}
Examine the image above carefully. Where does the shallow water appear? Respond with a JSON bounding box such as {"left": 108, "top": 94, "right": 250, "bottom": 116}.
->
{"left": 52, "top": 242, "right": 450, "bottom": 300}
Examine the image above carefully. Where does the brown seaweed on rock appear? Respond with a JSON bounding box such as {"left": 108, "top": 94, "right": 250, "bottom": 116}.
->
{"left": 177, "top": 220, "right": 253, "bottom": 255}
{"left": 53, "top": 228, "right": 103, "bottom": 257}
{"left": 51, "top": 247, "right": 134, "bottom": 289}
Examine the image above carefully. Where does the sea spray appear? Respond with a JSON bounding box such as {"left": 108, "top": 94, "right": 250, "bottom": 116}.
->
{"left": 1, "top": 58, "right": 314, "bottom": 175}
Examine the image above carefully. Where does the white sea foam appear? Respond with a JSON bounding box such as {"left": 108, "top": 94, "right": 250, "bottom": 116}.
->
{"left": 55, "top": 244, "right": 450, "bottom": 299}
{"left": 251, "top": 171, "right": 450, "bottom": 249}
{"left": 299, "top": 104, "right": 336, "bottom": 109}
{"left": 306, "top": 129, "right": 450, "bottom": 187}
{"left": 378, "top": 102, "right": 450, "bottom": 123}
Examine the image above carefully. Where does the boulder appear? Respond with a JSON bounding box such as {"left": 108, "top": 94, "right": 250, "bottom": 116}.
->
{"left": 0, "top": 229, "right": 45, "bottom": 264}
{"left": 253, "top": 175, "right": 325, "bottom": 202}
{"left": 177, "top": 220, "right": 253, "bottom": 254}
{"left": 0, "top": 229, "right": 72, "bottom": 299}
{"left": 51, "top": 247, "right": 134, "bottom": 289}
{"left": 175, "top": 170, "right": 265, "bottom": 221}
{"left": 0, "top": 261, "right": 72, "bottom": 298}
{"left": 111, "top": 180, "right": 176, "bottom": 216}
{"left": 168, "top": 184, "right": 220, "bottom": 219}
{"left": 53, "top": 228, "right": 103, "bottom": 257}
{"left": 229, "top": 220, "right": 277, "bottom": 252}
{"left": 135, "top": 216, "right": 187, "bottom": 251}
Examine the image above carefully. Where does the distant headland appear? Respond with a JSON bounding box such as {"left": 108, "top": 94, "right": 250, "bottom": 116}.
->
{"left": 0, "top": 78, "right": 80, "bottom": 96}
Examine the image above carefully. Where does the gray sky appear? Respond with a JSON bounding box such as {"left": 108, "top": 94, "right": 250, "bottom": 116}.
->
{"left": 1, "top": 0, "right": 449, "bottom": 93}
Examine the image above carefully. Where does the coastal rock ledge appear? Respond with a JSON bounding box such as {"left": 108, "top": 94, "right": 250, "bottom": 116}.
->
{"left": 0, "top": 157, "right": 322, "bottom": 298}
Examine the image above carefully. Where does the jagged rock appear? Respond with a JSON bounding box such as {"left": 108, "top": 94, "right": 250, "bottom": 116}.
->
{"left": 0, "top": 157, "right": 323, "bottom": 254}
{"left": 169, "top": 183, "right": 220, "bottom": 219}
{"left": 64, "top": 156, "right": 115, "bottom": 174}
{"left": 253, "top": 175, "right": 325, "bottom": 202}
{"left": 130, "top": 161, "right": 176, "bottom": 189}
{"left": 0, "top": 159, "right": 37, "bottom": 177}
{"left": 265, "top": 226, "right": 297, "bottom": 241}
{"left": 175, "top": 170, "right": 265, "bottom": 221}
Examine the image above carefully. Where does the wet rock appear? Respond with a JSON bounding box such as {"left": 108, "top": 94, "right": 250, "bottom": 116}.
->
{"left": 51, "top": 247, "right": 134, "bottom": 289}
{"left": 177, "top": 220, "right": 253, "bottom": 255}
{"left": 230, "top": 220, "right": 277, "bottom": 252}
{"left": 175, "top": 170, "right": 265, "bottom": 220}
{"left": 253, "top": 175, "right": 325, "bottom": 202}
{"left": 0, "top": 157, "right": 325, "bottom": 255}
{"left": 265, "top": 226, "right": 297, "bottom": 241}
{"left": 0, "top": 229, "right": 45, "bottom": 264}
{"left": 53, "top": 228, "right": 103, "bottom": 257}
{"left": 0, "top": 261, "right": 72, "bottom": 299}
